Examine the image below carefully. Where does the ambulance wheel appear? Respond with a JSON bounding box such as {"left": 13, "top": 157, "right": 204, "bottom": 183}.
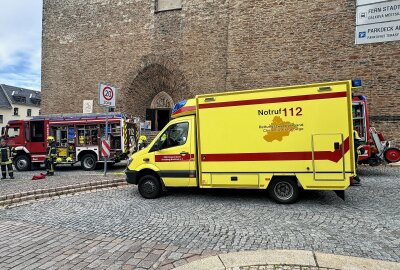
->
{"left": 14, "top": 155, "right": 31, "bottom": 171}
{"left": 81, "top": 154, "right": 97, "bottom": 171}
{"left": 384, "top": 148, "right": 400, "bottom": 163}
{"left": 268, "top": 178, "right": 299, "bottom": 204}
{"left": 138, "top": 175, "right": 161, "bottom": 199}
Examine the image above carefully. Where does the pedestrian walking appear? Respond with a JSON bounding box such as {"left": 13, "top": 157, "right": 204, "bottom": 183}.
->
{"left": 0, "top": 138, "right": 14, "bottom": 179}
{"left": 45, "top": 136, "right": 57, "bottom": 176}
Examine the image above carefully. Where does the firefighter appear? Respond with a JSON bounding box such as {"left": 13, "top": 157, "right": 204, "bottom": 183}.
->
{"left": 138, "top": 135, "right": 148, "bottom": 150}
{"left": 352, "top": 131, "right": 365, "bottom": 186}
{"left": 0, "top": 138, "right": 14, "bottom": 179}
{"left": 45, "top": 136, "right": 57, "bottom": 176}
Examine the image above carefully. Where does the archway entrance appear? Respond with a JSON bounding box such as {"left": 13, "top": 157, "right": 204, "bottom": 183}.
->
{"left": 146, "top": 91, "right": 175, "bottom": 131}
{"left": 124, "top": 59, "right": 192, "bottom": 132}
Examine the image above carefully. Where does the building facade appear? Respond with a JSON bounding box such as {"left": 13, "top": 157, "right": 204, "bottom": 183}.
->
{"left": 42, "top": 0, "right": 400, "bottom": 143}
{"left": 0, "top": 84, "right": 41, "bottom": 131}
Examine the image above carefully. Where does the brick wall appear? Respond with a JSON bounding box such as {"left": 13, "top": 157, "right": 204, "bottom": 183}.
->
{"left": 42, "top": 0, "right": 400, "bottom": 143}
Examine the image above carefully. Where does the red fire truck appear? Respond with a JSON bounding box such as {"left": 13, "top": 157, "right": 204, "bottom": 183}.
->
{"left": 352, "top": 95, "right": 400, "bottom": 165}
{"left": 1, "top": 112, "right": 139, "bottom": 171}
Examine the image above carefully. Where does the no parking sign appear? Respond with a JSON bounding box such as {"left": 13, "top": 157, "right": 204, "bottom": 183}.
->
{"left": 99, "top": 83, "right": 117, "bottom": 107}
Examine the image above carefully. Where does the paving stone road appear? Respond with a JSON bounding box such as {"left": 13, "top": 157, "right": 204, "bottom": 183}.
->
{"left": 0, "top": 163, "right": 126, "bottom": 196}
{"left": 0, "top": 165, "right": 399, "bottom": 269}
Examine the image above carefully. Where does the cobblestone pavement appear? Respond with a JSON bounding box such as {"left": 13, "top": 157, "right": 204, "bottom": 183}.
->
{"left": 0, "top": 165, "right": 399, "bottom": 269}
{"left": 233, "top": 266, "right": 337, "bottom": 270}
{"left": 0, "top": 163, "right": 126, "bottom": 196}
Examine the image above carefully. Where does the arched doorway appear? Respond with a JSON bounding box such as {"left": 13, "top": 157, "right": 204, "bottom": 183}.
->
{"left": 146, "top": 91, "right": 175, "bottom": 131}
{"left": 124, "top": 57, "right": 193, "bottom": 131}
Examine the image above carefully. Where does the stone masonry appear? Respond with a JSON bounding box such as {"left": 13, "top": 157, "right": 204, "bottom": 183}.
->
{"left": 41, "top": 0, "right": 400, "bottom": 143}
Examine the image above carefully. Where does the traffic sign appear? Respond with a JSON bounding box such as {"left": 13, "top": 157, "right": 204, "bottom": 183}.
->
{"left": 99, "top": 83, "right": 117, "bottom": 107}
{"left": 102, "top": 139, "right": 111, "bottom": 157}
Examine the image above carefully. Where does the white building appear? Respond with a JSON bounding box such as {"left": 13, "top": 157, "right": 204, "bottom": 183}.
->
{"left": 0, "top": 84, "right": 41, "bottom": 132}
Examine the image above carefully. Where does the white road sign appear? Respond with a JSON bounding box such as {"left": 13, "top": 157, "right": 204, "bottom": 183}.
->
{"left": 357, "top": 0, "right": 400, "bottom": 25}
{"left": 99, "top": 83, "right": 117, "bottom": 107}
{"left": 356, "top": 20, "right": 400, "bottom": 44}
{"left": 83, "top": 100, "right": 93, "bottom": 113}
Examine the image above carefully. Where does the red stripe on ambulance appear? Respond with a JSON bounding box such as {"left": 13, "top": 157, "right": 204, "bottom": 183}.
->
{"left": 201, "top": 138, "right": 350, "bottom": 163}
{"left": 156, "top": 154, "right": 195, "bottom": 162}
{"left": 199, "top": 91, "right": 347, "bottom": 109}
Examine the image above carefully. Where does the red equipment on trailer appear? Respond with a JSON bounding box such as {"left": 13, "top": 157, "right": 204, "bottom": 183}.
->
{"left": 352, "top": 95, "right": 400, "bottom": 166}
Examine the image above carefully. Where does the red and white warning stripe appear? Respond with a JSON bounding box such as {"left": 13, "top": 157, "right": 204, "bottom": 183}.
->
{"left": 102, "top": 140, "right": 110, "bottom": 157}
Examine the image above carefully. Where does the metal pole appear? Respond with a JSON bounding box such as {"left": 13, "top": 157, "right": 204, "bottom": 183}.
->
{"left": 104, "top": 107, "right": 108, "bottom": 176}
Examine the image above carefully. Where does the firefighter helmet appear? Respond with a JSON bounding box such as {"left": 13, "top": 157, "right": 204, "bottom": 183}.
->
{"left": 56, "top": 157, "right": 62, "bottom": 163}
{"left": 47, "top": 136, "right": 55, "bottom": 142}
{"left": 139, "top": 135, "right": 147, "bottom": 141}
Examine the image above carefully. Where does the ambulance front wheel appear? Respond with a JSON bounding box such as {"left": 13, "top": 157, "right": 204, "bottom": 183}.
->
{"left": 268, "top": 178, "right": 299, "bottom": 204}
{"left": 138, "top": 175, "right": 162, "bottom": 199}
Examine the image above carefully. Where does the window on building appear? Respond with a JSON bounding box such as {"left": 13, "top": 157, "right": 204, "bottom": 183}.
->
{"left": 156, "top": 0, "right": 182, "bottom": 12}
{"left": 0, "top": 115, "right": 3, "bottom": 124}
{"left": 13, "top": 108, "right": 19, "bottom": 116}
{"left": 27, "top": 109, "right": 32, "bottom": 117}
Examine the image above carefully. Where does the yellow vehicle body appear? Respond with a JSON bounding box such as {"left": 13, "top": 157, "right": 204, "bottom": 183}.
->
{"left": 126, "top": 81, "right": 356, "bottom": 203}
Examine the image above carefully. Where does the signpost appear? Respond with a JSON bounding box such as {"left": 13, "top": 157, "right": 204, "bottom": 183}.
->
{"left": 99, "top": 83, "right": 117, "bottom": 176}
{"left": 356, "top": 0, "right": 400, "bottom": 44}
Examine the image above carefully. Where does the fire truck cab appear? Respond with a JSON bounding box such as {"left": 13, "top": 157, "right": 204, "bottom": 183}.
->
{"left": 2, "top": 113, "right": 139, "bottom": 171}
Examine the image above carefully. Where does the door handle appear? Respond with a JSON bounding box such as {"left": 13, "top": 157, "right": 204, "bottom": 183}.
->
{"left": 180, "top": 152, "right": 189, "bottom": 155}
{"left": 143, "top": 158, "right": 149, "bottom": 162}
{"left": 334, "top": 142, "right": 340, "bottom": 150}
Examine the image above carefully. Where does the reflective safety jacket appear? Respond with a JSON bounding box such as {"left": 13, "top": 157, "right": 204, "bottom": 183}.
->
{"left": 46, "top": 142, "right": 57, "bottom": 159}
{"left": 0, "top": 145, "right": 13, "bottom": 165}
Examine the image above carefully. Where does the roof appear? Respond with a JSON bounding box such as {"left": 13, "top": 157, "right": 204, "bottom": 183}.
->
{"left": 0, "top": 84, "right": 41, "bottom": 108}
{"left": 0, "top": 85, "right": 12, "bottom": 108}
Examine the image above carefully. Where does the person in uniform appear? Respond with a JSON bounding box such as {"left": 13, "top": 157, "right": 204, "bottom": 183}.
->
{"left": 352, "top": 131, "right": 365, "bottom": 186}
{"left": 45, "top": 136, "right": 57, "bottom": 176}
{"left": 0, "top": 138, "right": 14, "bottom": 179}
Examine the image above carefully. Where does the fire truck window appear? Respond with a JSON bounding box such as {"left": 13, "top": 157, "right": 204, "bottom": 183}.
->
{"left": 8, "top": 127, "right": 20, "bottom": 138}
{"left": 30, "top": 121, "right": 45, "bottom": 142}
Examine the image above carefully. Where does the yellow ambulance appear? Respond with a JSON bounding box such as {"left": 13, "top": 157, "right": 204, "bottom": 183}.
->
{"left": 126, "top": 80, "right": 358, "bottom": 203}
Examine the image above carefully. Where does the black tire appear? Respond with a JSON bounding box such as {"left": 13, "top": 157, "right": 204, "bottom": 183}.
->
{"left": 138, "top": 175, "right": 162, "bottom": 199}
{"left": 81, "top": 154, "right": 97, "bottom": 171}
{"left": 268, "top": 178, "right": 299, "bottom": 204}
{"left": 14, "top": 155, "right": 31, "bottom": 171}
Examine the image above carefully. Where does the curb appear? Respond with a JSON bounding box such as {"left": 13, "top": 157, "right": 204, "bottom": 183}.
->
{"left": 387, "top": 161, "right": 400, "bottom": 167}
{"left": 172, "top": 250, "right": 400, "bottom": 270}
{"left": 0, "top": 178, "right": 128, "bottom": 208}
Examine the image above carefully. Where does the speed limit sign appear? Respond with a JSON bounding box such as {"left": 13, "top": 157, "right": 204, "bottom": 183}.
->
{"left": 99, "top": 83, "right": 117, "bottom": 107}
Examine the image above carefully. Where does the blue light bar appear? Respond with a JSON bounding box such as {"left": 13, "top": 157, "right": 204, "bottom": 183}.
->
{"left": 172, "top": 100, "right": 187, "bottom": 114}
{"left": 352, "top": 79, "right": 362, "bottom": 88}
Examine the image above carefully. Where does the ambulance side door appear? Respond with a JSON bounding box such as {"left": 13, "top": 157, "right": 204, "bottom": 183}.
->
{"left": 151, "top": 118, "right": 195, "bottom": 187}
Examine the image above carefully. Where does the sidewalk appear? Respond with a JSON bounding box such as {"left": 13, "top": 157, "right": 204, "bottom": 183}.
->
{"left": 173, "top": 250, "right": 400, "bottom": 270}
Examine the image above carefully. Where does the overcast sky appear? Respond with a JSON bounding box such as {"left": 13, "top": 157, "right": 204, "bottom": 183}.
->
{"left": 0, "top": 0, "right": 42, "bottom": 91}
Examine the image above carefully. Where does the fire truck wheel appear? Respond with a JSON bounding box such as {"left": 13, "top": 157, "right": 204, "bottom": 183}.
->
{"left": 384, "top": 148, "right": 400, "bottom": 163}
{"left": 14, "top": 155, "right": 32, "bottom": 171}
{"left": 81, "top": 154, "right": 97, "bottom": 171}
{"left": 138, "top": 175, "right": 161, "bottom": 199}
{"left": 268, "top": 178, "right": 299, "bottom": 204}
